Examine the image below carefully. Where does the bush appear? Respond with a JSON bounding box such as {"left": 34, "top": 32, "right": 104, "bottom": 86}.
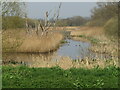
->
{"left": 2, "top": 16, "right": 37, "bottom": 30}
{"left": 104, "top": 17, "right": 118, "bottom": 39}
{"left": 2, "top": 16, "right": 25, "bottom": 30}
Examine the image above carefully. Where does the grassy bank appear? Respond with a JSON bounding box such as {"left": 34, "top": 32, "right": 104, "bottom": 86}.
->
{"left": 2, "top": 66, "right": 119, "bottom": 88}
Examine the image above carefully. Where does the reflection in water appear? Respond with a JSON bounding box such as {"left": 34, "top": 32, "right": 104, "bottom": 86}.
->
{"left": 3, "top": 52, "right": 57, "bottom": 67}
{"left": 3, "top": 39, "right": 112, "bottom": 67}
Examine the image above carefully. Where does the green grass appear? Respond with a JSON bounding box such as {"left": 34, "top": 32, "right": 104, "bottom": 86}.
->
{"left": 78, "top": 35, "right": 100, "bottom": 44}
{"left": 88, "top": 37, "right": 100, "bottom": 44}
{"left": 60, "top": 40, "right": 68, "bottom": 44}
{"left": 78, "top": 35, "right": 85, "bottom": 37}
{"left": 2, "top": 66, "right": 119, "bottom": 88}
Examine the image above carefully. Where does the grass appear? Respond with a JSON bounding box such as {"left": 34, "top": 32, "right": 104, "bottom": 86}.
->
{"left": 77, "top": 35, "right": 100, "bottom": 44}
{"left": 72, "top": 35, "right": 100, "bottom": 44}
{"left": 60, "top": 40, "right": 68, "bottom": 44}
{"left": 2, "top": 65, "right": 119, "bottom": 88}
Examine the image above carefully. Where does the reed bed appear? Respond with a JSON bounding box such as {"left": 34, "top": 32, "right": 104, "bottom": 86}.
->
{"left": 18, "top": 32, "right": 63, "bottom": 52}
{"left": 2, "top": 29, "right": 63, "bottom": 53}
{"left": 90, "top": 36, "right": 118, "bottom": 56}
{"left": 69, "top": 26, "right": 118, "bottom": 57}
{"left": 2, "top": 27, "right": 119, "bottom": 69}
{"left": 48, "top": 56, "right": 118, "bottom": 69}
{"left": 4, "top": 52, "right": 118, "bottom": 70}
{"left": 4, "top": 55, "right": 118, "bottom": 70}
{"left": 70, "top": 27, "right": 104, "bottom": 37}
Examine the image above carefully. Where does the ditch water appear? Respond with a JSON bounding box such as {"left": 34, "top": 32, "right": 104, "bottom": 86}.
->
{"left": 57, "top": 39, "right": 91, "bottom": 59}
{"left": 3, "top": 39, "right": 111, "bottom": 67}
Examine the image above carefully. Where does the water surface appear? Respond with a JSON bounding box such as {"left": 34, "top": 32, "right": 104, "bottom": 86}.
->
{"left": 57, "top": 39, "right": 91, "bottom": 59}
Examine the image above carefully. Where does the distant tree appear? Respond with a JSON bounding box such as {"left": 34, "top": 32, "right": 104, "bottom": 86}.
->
{"left": 55, "top": 16, "right": 88, "bottom": 26}
{"left": 70, "top": 16, "right": 87, "bottom": 26}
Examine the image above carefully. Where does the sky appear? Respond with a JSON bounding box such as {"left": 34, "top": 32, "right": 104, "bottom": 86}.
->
{"left": 26, "top": 2, "right": 97, "bottom": 19}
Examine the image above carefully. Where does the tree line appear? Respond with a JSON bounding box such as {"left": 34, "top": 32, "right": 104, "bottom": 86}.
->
{"left": 2, "top": 16, "right": 89, "bottom": 30}
{"left": 55, "top": 16, "right": 89, "bottom": 26}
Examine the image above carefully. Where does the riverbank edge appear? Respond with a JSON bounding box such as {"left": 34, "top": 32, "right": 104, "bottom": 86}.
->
{"left": 70, "top": 33, "right": 117, "bottom": 57}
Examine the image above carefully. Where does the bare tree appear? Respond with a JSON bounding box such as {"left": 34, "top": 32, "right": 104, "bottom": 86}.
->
{"left": 29, "top": 2, "right": 62, "bottom": 36}
{"left": 25, "top": 2, "right": 62, "bottom": 36}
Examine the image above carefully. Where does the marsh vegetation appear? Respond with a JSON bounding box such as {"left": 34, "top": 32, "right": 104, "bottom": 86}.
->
{"left": 2, "top": 1, "right": 119, "bottom": 88}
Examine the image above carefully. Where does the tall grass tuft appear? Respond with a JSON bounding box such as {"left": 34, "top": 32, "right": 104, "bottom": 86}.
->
{"left": 3, "top": 29, "right": 63, "bottom": 53}
{"left": 17, "top": 32, "right": 63, "bottom": 52}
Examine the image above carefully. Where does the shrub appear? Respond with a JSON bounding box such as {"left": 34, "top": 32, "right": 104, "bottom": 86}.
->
{"left": 104, "top": 17, "right": 118, "bottom": 39}
{"left": 2, "top": 16, "right": 25, "bottom": 30}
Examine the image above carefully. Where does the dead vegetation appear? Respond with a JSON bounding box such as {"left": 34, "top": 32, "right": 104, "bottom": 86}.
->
{"left": 70, "top": 26, "right": 104, "bottom": 37}
{"left": 69, "top": 26, "right": 118, "bottom": 57}
{"left": 18, "top": 32, "right": 63, "bottom": 52}
{"left": 3, "top": 55, "right": 118, "bottom": 70}
{"left": 2, "top": 29, "right": 63, "bottom": 53}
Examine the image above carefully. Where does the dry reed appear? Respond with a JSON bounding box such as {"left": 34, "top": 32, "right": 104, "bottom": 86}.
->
{"left": 3, "top": 29, "right": 63, "bottom": 53}
{"left": 18, "top": 32, "right": 63, "bottom": 52}
{"left": 70, "top": 27, "right": 104, "bottom": 37}
{"left": 4, "top": 55, "right": 118, "bottom": 70}
{"left": 69, "top": 26, "right": 118, "bottom": 56}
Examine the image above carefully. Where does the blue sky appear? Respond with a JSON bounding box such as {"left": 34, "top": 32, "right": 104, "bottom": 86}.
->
{"left": 26, "top": 2, "right": 97, "bottom": 19}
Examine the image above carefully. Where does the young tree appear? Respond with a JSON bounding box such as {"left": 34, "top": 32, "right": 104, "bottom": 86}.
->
{"left": 2, "top": 0, "right": 26, "bottom": 17}
{"left": 1, "top": 0, "right": 26, "bottom": 30}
